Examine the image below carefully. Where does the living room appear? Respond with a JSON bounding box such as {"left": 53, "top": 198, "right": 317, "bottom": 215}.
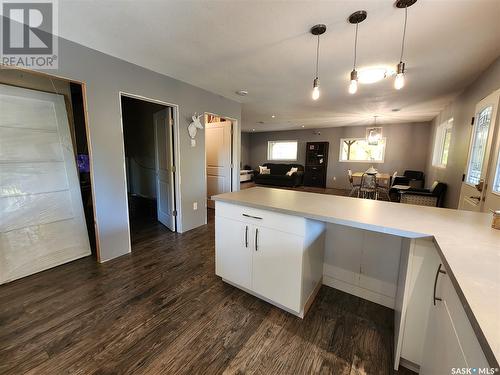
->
{"left": 240, "top": 57, "right": 500, "bottom": 210}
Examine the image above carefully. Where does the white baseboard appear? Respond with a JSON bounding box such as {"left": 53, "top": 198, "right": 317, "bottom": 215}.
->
{"left": 322, "top": 274, "right": 395, "bottom": 309}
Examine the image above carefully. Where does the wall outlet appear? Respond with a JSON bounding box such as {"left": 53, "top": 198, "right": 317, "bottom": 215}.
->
{"left": 193, "top": 202, "right": 198, "bottom": 210}
{"left": 191, "top": 139, "right": 196, "bottom": 147}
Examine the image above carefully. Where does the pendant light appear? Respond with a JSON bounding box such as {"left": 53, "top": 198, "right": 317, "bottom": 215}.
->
{"left": 394, "top": 0, "right": 417, "bottom": 90}
{"left": 310, "top": 24, "right": 326, "bottom": 101}
{"left": 348, "top": 11, "right": 367, "bottom": 95}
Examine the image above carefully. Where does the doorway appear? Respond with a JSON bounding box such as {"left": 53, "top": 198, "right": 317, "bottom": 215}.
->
{"left": 120, "top": 94, "right": 177, "bottom": 236}
{"left": 459, "top": 89, "right": 500, "bottom": 212}
{"left": 205, "top": 113, "right": 233, "bottom": 210}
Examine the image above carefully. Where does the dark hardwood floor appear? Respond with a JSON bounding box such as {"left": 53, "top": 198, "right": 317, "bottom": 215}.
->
{"left": 0, "top": 210, "right": 414, "bottom": 374}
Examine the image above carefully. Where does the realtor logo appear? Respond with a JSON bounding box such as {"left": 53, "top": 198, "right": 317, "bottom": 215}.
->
{"left": 1, "top": 0, "right": 58, "bottom": 68}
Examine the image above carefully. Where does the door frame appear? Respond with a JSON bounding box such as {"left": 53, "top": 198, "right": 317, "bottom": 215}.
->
{"left": 204, "top": 112, "right": 240, "bottom": 224}
{"left": 119, "top": 92, "right": 182, "bottom": 241}
{"left": 459, "top": 89, "right": 500, "bottom": 211}
{"left": 0, "top": 65, "right": 102, "bottom": 261}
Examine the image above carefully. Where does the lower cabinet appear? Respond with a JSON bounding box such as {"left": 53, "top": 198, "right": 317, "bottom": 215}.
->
{"left": 398, "top": 239, "right": 490, "bottom": 373}
{"left": 215, "top": 216, "right": 252, "bottom": 290}
{"left": 215, "top": 201, "right": 325, "bottom": 317}
{"left": 420, "top": 264, "right": 489, "bottom": 374}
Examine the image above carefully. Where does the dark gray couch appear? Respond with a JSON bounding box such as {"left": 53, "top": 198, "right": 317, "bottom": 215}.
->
{"left": 254, "top": 163, "right": 304, "bottom": 187}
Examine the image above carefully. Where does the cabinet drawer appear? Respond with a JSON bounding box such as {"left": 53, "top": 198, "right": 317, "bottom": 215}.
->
{"left": 215, "top": 201, "right": 306, "bottom": 236}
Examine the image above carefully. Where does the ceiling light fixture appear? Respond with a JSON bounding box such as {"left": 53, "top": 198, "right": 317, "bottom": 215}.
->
{"left": 271, "top": 115, "right": 276, "bottom": 118}
{"left": 357, "top": 67, "right": 394, "bottom": 84}
{"left": 310, "top": 24, "right": 326, "bottom": 101}
{"left": 235, "top": 89, "right": 248, "bottom": 96}
{"left": 395, "top": 0, "right": 417, "bottom": 90}
{"left": 348, "top": 10, "right": 367, "bottom": 95}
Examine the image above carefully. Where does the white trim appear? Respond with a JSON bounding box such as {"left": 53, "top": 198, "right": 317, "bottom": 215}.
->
{"left": 338, "top": 137, "right": 387, "bottom": 163}
{"left": 431, "top": 118, "right": 453, "bottom": 169}
{"left": 267, "top": 140, "right": 299, "bottom": 161}
{"left": 322, "top": 274, "right": 395, "bottom": 309}
{"left": 118, "top": 91, "right": 183, "bottom": 240}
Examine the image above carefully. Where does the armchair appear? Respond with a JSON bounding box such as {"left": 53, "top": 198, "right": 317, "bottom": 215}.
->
{"left": 400, "top": 181, "right": 447, "bottom": 207}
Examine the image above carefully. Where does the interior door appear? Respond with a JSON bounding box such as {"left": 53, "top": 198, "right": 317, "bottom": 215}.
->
{"left": 0, "top": 83, "right": 91, "bottom": 284}
{"left": 153, "top": 107, "right": 175, "bottom": 231}
{"left": 459, "top": 89, "right": 500, "bottom": 211}
{"left": 206, "top": 120, "right": 232, "bottom": 209}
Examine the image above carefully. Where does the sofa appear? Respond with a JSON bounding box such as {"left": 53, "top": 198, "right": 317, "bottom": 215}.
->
{"left": 253, "top": 163, "right": 304, "bottom": 187}
{"left": 400, "top": 181, "right": 447, "bottom": 207}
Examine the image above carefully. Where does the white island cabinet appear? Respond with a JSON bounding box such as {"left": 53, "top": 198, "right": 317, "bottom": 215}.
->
{"left": 215, "top": 201, "right": 326, "bottom": 317}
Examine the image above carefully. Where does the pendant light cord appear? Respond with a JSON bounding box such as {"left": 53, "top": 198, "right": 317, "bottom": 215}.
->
{"left": 315, "top": 34, "right": 320, "bottom": 78}
{"left": 353, "top": 22, "right": 359, "bottom": 69}
{"left": 399, "top": 5, "right": 408, "bottom": 62}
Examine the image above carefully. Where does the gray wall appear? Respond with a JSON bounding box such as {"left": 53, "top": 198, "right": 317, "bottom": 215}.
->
{"left": 25, "top": 34, "right": 241, "bottom": 261}
{"left": 247, "top": 122, "right": 431, "bottom": 189}
{"left": 240, "top": 132, "right": 251, "bottom": 169}
{"left": 425, "top": 57, "right": 500, "bottom": 208}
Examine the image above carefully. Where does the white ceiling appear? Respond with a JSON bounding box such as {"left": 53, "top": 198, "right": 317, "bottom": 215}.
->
{"left": 58, "top": 0, "right": 500, "bottom": 132}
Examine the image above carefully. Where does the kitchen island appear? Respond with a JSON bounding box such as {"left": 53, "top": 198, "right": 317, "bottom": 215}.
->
{"left": 213, "top": 187, "right": 500, "bottom": 372}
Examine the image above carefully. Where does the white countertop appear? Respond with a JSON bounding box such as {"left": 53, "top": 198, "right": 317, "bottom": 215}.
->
{"left": 213, "top": 187, "right": 500, "bottom": 366}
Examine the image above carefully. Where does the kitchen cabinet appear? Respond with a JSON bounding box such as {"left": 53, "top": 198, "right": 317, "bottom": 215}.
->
{"left": 420, "top": 264, "right": 489, "bottom": 374}
{"left": 215, "top": 201, "right": 325, "bottom": 317}
{"left": 215, "top": 216, "right": 252, "bottom": 290}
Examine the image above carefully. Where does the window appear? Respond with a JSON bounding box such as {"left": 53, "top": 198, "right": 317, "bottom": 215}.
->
{"left": 466, "top": 106, "right": 493, "bottom": 185}
{"left": 432, "top": 118, "right": 453, "bottom": 168}
{"left": 339, "top": 138, "right": 386, "bottom": 163}
{"left": 267, "top": 140, "right": 298, "bottom": 161}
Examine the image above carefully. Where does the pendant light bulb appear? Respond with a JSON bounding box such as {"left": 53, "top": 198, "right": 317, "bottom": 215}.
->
{"left": 312, "top": 77, "right": 320, "bottom": 100}
{"left": 349, "top": 70, "right": 358, "bottom": 94}
{"left": 394, "top": 61, "right": 405, "bottom": 90}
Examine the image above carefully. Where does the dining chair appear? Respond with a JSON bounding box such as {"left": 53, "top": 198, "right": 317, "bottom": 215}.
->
{"left": 348, "top": 169, "right": 361, "bottom": 197}
{"left": 377, "top": 171, "right": 398, "bottom": 201}
{"left": 360, "top": 173, "right": 377, "bottom": 199}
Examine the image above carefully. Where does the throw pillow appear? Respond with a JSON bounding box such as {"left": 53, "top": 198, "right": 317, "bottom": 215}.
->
{"left": 286, "top": 167, "right": 298, "bottom": 176}
{"left": 259, "top": 165, "right": 269, "bottom": 174}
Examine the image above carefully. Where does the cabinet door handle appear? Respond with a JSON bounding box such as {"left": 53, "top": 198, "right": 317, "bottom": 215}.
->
{"left": 245, "top": 225, "right": 248, "bottom": 248}
{"left": 433, "top": 263, "right": 447, "bottom": 305}
{"left": 242, "top": 213, "right": 262, "bottom": 220}
{"left": 255, "top": 228, "right": 259, "bottom": 251}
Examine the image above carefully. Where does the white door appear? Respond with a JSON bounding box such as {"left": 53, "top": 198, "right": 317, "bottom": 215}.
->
{"left": 0, "top": 84, "right": 91, "bottom": 284}
{"left": 420, "top": 271, "right": 467, "bottom": 375}
{"left": 252, "top": 226, "right": 302, "bottom": 312}
{"left": 153, "top": 108, "right": 175, "bottom": 231}
{"left": 215, "top": 216, "right": 252, "bottom": 290}
{"left": 459, "top": 89, "right": 500, "bottom": 211}
{"left": 206, "top": 120, "right": 232, "bottom": 209}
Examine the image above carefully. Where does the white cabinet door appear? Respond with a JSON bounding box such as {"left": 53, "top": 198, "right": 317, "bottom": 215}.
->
{"left": 420, "top": 271, "right": 467, "bottom": 375}
{"left": 252, "top": 226, "right": 303, "bottom": 312}
{"left": 215, "top": 216, "right": 252, "bottom": 290}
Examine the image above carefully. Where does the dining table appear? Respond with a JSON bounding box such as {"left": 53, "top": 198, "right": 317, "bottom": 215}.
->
{"left": 352, "top": 172, "right": 391, "bottom": 187}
